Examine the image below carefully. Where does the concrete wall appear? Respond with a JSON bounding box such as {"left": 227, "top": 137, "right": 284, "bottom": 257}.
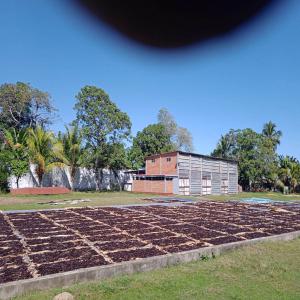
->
{"left": 8, "top": 165, "right": 132, "bottom": 191}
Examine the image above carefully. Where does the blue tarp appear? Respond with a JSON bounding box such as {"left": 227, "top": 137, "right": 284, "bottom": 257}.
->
{"left": 239, "top": 198, "right": 276, "bottom": 204}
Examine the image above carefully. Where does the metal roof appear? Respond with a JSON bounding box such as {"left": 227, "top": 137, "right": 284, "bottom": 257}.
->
{"left": 146, "top": 151, "right": 238, "bottom": 164}
{"left": 133, "top": 174, "right": 178, "bottom": 178}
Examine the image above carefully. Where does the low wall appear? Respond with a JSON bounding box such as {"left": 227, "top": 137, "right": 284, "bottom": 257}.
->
{"left": 132, "top": 179, "right": 173, "bottom": 194}
{"left": 9, "top": 166, "right": 132, "bottom": 192}
{"left": 10, "top": 187, "right": 71, "bottom": 195}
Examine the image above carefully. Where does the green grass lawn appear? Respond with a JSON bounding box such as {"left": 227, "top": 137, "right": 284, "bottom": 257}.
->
{"left": 0, "top": 191, "right": 157, "bottom": 211}
{"left": 0, "top": 191, "right": 299, "bottom": 211}
{"left": 206, "top": 191, "right": 300, "bottom": 202}
{"left": 14, "top": 238, "right": 300, "bottom": 300}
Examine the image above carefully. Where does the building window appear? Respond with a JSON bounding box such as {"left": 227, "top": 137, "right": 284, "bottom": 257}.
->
{"left": 151, "top": 159, "right": 155, "bottom": 163}
{"left": 166, "top": 157, "right": 171, "bottom": 162}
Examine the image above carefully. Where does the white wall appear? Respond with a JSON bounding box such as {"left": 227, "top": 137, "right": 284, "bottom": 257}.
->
{"left": 9, "top": 165, "right": 132, "bottom": 191}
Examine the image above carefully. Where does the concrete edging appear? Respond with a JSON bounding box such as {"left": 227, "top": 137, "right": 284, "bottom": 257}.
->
{"left": 1, "top": 230, "right": 300, "bottom": 300}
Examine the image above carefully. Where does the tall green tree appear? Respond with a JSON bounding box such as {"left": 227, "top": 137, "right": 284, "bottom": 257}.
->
{"left": 212, "top": 126, "right": 279, "bottom": 192}
{"left": 106, "top": 143, "right": 130, "bottom": 190}
{"left": 211, "top": 130, "right": 236, "bottom": 159}
{"left": 256, "top": 135, "right": 279, "bottom": 191}
{"left": 2, "top": 128, "right": 29, "bottom": 188}
{"left": 55, "top": 125, "right": 83, "bottom": 190}
{"left": 73, "top": 86, "right": 131, "bottom": 189}
{"left": 262, "top": 121, "right": 282, "bottom": 150}
{"left": 176, "top": 127, "right": 194, "bottom": 152}
{"left": 157, "top": 108, "right": 177, "bottom": 138}
{"left": 27, "top": 127, "right": 56, "bottom": 186}
{"left": 278, "top": 156, "right": 300, "bottom": 193}
{"left": 0, "top": 139, "right": 11, "bottom": 191}
{"left": 0, "top": 82, "right": 56, "bottom": 130}
{"left": 128, "top": 124, "right": 174, "bottom": 169}
{"left": 0, "top": 155, "right": 10, "bottom": 191}
{"left": 290, "top": 163, "right": 300, "bottom": 193}
{"left": 235, "top": 129, "right": 262, "bottom": 191}
{"left": 157, "top": 108, "right": 194, "bottom": 152}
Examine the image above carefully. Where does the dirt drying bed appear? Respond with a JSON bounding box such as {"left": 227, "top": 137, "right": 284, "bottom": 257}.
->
{"left": 0, "top": 201, "right": 300, "bottom": 284}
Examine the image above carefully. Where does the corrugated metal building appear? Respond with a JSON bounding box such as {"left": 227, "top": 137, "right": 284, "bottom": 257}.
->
{"left": 132, "top": 151, "right": 238, "bottom": 195}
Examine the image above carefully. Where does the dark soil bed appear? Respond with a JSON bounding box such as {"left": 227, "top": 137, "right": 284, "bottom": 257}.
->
{"left": 107, "top": 247, "right": 165, "bottom": 262}
{"left": 29, "top": 247, "right": 97, "bottom": 264}
{"left": 0, "top": 200, "right": 299, "bottom": 284}
{"left": 37, "top": 256, "right": 108, "bottom": 276}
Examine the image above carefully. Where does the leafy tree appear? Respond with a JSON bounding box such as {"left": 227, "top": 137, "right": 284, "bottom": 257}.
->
{"left": 290, "top": 163, "right": 300, "bottom": 193}
{"left": 278, "top": 156, "right": 290, "bottom": 187}
{"left": 262, "top": 121, "right": 282, "bottom": 150}
{"left": 157, "top": 108, "right": 194, "bottom": 152}
{"left": 278, "top": 156, "right": 300, "bottom": 193}
{"left": 74, "top": 86, "right": 131, "bottom": 148}
{"left": 129, "top": 124, "right": 174, "bottom": 168}
{"left": 0, "top": 82, "right": 56, "bottom": 130}
{"left": 157, "top": 108, "right": 177, "bottom": 138}
{"left": 106, "top": 143, "right": 130, "bottom": 190}
{"left": 2, "top": 128, "right": 29, "bottom": 188}
{"left": 212, "top": 127, "right": 279, "bottom": 191}
{"left": 211, "top": 130, "right": 236, "bottom": 159}
{"left": 73, "top": 86, "right": 131, "bottom": 189}
{"left": 258, "top": 137, "right": 279, "bottom": 191}
{"left": 27, "top": 127, "right": 56, "bottom": 186}
{"left": 0, "top": 144, "right": 10, "bottom": 192}
{"left": 176, "top": 127, "right": 194, "bottom": 152}
{"left": 55, "top": 125, "right": 83, "bottom": 190}
{"left": 106, "top": 143, "right": 129, "bottom": 171}
{"left": 234, "top": 129, "right": 262, "bottom": 191}
{"left": 127, "top": 145, "right": 144, "bottom": 170}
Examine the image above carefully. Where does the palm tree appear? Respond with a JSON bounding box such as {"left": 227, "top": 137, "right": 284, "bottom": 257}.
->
{"left": 262, "top": 121, "right": 282, "bottom": 149}
{"left": 27, "top": 127, "right": 55, "bottom": 186}
{"left": 290, "top": 163, "right": 300, "bottom": 193}
{"left": 3, "top": 128, "right": 29, "bottom": 188}
{"left": 211, "top": 133, "right": 234, "bottom": 159}
{"left": 3, "top": 128, "right": 27, "bottom": 148}
{"left": 278, "top": 156, "right": 300, "bottom": 193}
{"left": 55, "top": 125, "right": 83, "bottom": 190}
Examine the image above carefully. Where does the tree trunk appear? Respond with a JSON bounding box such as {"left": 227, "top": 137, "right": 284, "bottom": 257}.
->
{"left": 113, "top": 170, "right": 122, "bottom": 191}
{"left": 70, "top": 166, "right": 76, "bottom": 191}
{"left": 94, "top": 168, "right": 102, "bottom": 191}
{"left": 37, "top": 174, "right": 42, "bottom": 187}
{"left": 36, "top": 165, "right": 43, "bottom": 187}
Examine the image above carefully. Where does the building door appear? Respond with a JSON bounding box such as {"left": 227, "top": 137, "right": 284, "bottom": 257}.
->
{"left": 179, "top": 178, "right": 190, "bottom": 195}
{"left": 221, "top": 173, "right": 229, "bottom": 194}
{"left": 202, "top": 174, "right": 212, "bottom": 195}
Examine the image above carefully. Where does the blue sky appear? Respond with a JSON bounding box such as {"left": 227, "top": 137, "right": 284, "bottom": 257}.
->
{"left": 1, "top": 0, "right": 299, "bottom": 158}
